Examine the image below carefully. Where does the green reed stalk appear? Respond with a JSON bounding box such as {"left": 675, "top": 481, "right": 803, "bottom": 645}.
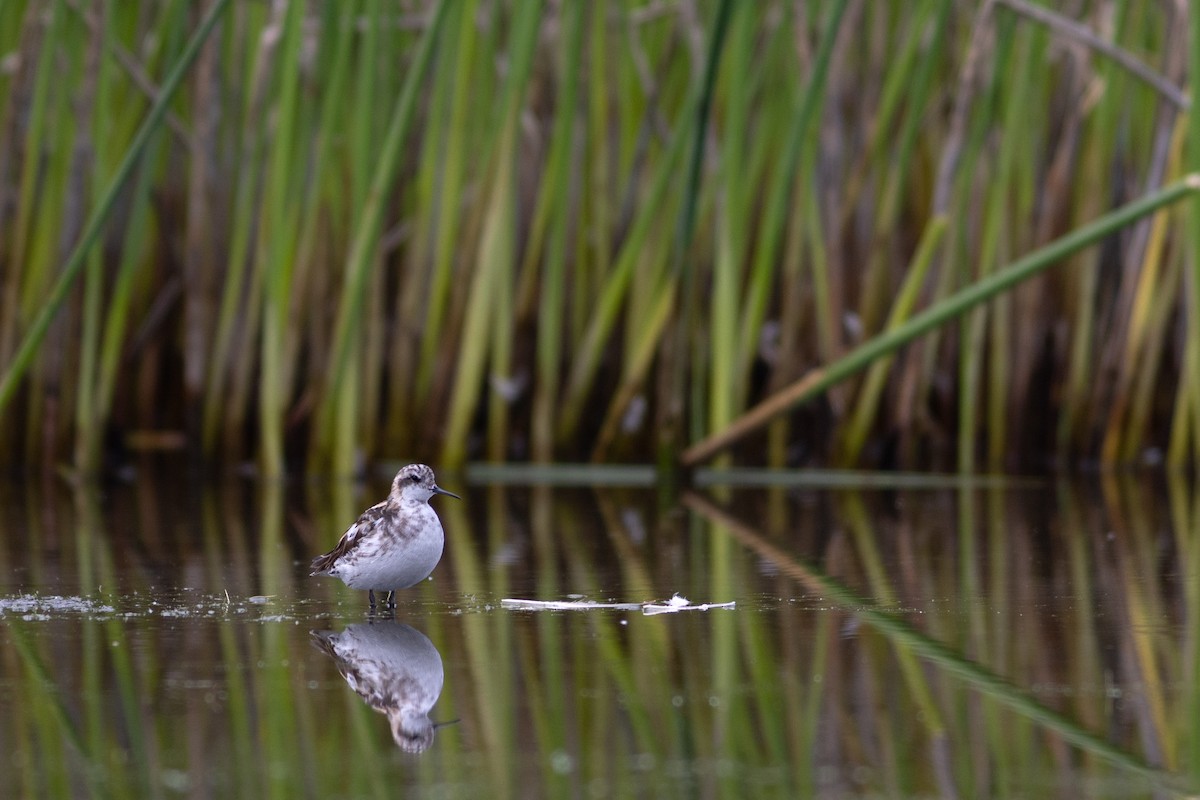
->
{"left": 555, "top": 113, "right": 689, "bottom": 443}
{"left": 6, "top": 1, "right": 64, "bottom": 352}
{"left": 753, "top": 1, "right": 849, "bottom": 462}
{"left": 1102, "top": 94, "right": 1183, "bottom": 458}
{"left": 0, "top": 0, "right": 230, "bottom": 421}
{"left": 836, "top": 0, "right": 941, "bottom": 229}
{"left": 670, "top": 0, "right": 733, "bottom": 455}
{"left": 412, "top": 0, "right": 477, "bottom": 408}
{"left": 1055, "top": 119, "right": 1111, "bottom": 455}
{"left": 2, "top": 2, "right": 1194, "bottom": 470}
{"left": 317, "top": 1, "right": 451, "bottom": 475}
{"left": 441, "top": 0, "right": 542, "bottom": 468}
{"left": 558, "top": 2, "right": 726, "bottom": 449}
{"left": 855, "top": 2, "right": 950, "bottom": 340}
{"left": 21, "top": 3, "right": 79, "bottom": 464}
{"left": 384, "top": 42, "right": 446, "bottom": 457}
{"left": 1096, "top": 4, "right": 1179, "bottom": 455}
{"left": 583, "top": 0, "right": 612, "bottom": 346}
{"left": 257, "top": 0, "right": 306, "bottom": 477}
{"left": 986, "top": 27, "right": 1038, "bottom": 470}
{"left": 765, "top": 178, "right": 813, "bottom": 468}
{"left": 737, "top": 1, "right": 848, "bottom": 406}
{"left": 179, "top": 5, "right": 222, "bottom": 422}
{"left": 596, "top": 10, "right": 639, "bottom": 348}
{"left": 683, "top": 175, "right": 1200, "bottom": 467}
{"left": 1186, "top": 0, "right": 1200, "bottom": 466}
{"left": 476, "top": 0, "right": 547, "bottom": 463}
{"left": 1168, "top": 364, "right": 1194, "bottom": 466}
{"left": 90, "top": 122, "right": 162, "bottom": 462}
{"left": 294, "top": 2, "right": 359, "bottom": 466}
{"left": 590, "top": 283, "right": 675, "bottom": 460}
{"left": 1070, "top": 0, "right": 1141, "bottom": 453}
{"left": 708, "top": 1, "right": 755, "bottom": 439}
{"left": 350, "top": 0, "right": 383, "bottom": 224}
{"left": 839, "top": 217, "right": 947, "bottom": 464}
{"left": 331, "top": 3, "right": 384, "bottom": 475}
{"left": 1122, "top": 206, "right": 1183, "bottom": 462}
{"left": 514, "top": 0, "right": 582, "bottom": 323}
{"left": 477, "top": 139, "right": 518, "bottom": 463}
{"left": 957, "top": 14, "right": 1015, "bottom": 474}
{"left": 528, "top": 1, "right": 584, "bottom": 462}
{"left": 349, "top": 0, "right": 387, "bottom": 464}
{"left": 80, "top": 1, "right": 171, "bottom": 473}
{"left": 73, "top": 3, "right": 111, "bottom": 473}
{"left": 202, "top": 1, "right": 269, "bottom": 456}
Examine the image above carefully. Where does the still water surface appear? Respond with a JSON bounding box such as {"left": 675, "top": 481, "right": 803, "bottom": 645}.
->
{"left": 0, "top": 469, "right": 1197, "bottom": 798}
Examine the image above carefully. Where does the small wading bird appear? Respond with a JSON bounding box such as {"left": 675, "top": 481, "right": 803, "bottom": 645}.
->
{"left": 311, "top": 464, "right": 460, "bottom": 609}
{"left": 310, "top": 622, "right": 452, "bottom": 753}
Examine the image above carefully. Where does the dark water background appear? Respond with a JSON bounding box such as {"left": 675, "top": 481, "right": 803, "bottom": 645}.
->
{"left": 0, "top": 466, "right": 1196, "bottom": 798}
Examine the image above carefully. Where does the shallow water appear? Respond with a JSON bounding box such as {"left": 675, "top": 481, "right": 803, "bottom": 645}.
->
{"left": 0, "top": 468, "right": 1197, "bottom": 797}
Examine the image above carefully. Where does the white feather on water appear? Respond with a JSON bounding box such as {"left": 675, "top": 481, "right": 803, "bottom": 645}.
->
{"left": 501, "top": 593, "right": 735, "bottom": 615}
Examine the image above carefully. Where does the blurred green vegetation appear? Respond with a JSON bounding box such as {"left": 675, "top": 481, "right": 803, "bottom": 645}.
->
{"left": 0, "top": 1, "right": 1198, "bottom": 475}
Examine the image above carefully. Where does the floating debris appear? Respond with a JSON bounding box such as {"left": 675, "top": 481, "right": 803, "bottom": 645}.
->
{"left": 500, "top": 599, "right": 643, "bottom": 612}
{"left": 643, "top": 594, "right": 736, "bottom": 615}
{"left": 501, "top": 593, "right": 735, "bottom": 615}
{"left": 0, "top": 594, "right": 116, "bottom": 616}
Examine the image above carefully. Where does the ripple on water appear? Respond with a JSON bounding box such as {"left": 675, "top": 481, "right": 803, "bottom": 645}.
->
{"left": 0, "top": 592, "right": 304, "bottom": 622}
{"left": 0, "top": 594, "right": 117, "bottom": 617}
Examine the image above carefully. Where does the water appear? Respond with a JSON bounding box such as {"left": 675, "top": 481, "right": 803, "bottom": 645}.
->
{"left": 0, "top": 469, "right": 1196, "bottom": 798}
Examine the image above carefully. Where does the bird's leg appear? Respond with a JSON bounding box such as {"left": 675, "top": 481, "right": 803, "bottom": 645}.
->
{"left": 386, "top": 590, "right": 396, "bottom": 609}
{"left": 368, "top": 589, "right": 377, "bottom": 609}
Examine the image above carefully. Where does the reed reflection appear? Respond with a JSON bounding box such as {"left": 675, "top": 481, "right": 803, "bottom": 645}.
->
{"left": 311, "top": 621, "right": 449, "bottom": 753}
{"left": 684, "top": 480, "right": 1200, "bottom": 796}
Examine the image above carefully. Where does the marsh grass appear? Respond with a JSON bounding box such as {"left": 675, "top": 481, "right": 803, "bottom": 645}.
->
{"left": 0, "top": 1, "right": 1197, "bottom": 474}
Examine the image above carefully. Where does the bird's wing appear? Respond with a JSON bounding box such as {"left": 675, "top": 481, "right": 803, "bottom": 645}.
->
{"left": 310, "top": 501, "right": 388, "bottom": 574}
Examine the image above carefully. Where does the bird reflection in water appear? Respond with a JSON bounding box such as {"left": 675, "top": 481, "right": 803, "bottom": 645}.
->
{"left": 311, "top": 621, "right": 452, "bottom": 753}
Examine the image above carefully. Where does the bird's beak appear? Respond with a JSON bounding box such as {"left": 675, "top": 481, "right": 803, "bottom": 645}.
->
{"left": 432, "top": 485, "right": 461, "bottom": 500}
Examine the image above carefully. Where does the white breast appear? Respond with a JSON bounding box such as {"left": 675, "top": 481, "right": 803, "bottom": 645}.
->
{"left": 336, "top": 504, "right": 445, "bottom": 591}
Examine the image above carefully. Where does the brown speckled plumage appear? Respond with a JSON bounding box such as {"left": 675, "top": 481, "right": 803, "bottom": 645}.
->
{"left": 310, "top": 464, "right": 459, "bottom": 608}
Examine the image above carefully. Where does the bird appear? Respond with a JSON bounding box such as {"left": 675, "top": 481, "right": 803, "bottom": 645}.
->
{"left": 311, "top": 621, "right": 451, "bottom": 753}
{"left": 310, "top": 464, "right": 460, "bottom": 609}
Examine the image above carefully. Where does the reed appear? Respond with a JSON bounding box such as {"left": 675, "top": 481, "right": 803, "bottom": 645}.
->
{"left": 0, "top": 2, "right": 1196, "bottom": 474}
{"left": 1186, "top": 1, "right": 1200, "bottom": 468}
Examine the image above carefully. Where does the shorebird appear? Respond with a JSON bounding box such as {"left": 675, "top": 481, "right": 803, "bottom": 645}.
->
{"left": 310, "top": 464, "right": 460, "bottom": 609}
{"left": 311, "top": 622, "right": 450, "bottom": 752}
